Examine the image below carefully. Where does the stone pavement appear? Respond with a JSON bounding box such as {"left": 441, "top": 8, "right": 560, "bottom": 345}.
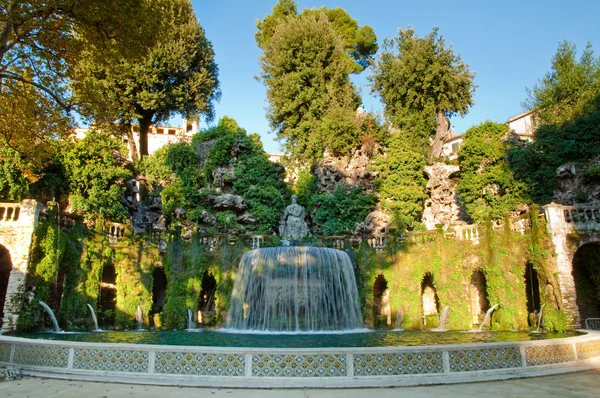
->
{"left": 1, "top": 368, "right": 599, "bottom": 398}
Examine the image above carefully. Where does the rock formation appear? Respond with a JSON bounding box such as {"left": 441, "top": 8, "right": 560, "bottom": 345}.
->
{"left": 422, "top": 163, "right": 463, "bottom": 229}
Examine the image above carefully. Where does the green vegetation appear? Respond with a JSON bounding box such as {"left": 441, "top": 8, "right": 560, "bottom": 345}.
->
{"left": 313, "top": 186, "right": 376, "bottom": 235}
{"left": 370, "top": 27, "right": 475, "bottom": 160}
{"left": 373, "top": 134, "right": 428, "bottom": 230}
{"left": 457, "top": 122, "right": 531, "bottom": 222}
{"left": 257, "top": 1, "right": 378, "bottom": 162}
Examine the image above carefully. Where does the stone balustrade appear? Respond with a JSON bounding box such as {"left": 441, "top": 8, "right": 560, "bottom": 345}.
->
{"left": 544, "top": 203, "right": 600, "bottom": 232}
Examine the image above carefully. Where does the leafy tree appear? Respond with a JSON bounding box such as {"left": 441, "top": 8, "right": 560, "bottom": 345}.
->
{"left": 457, "top": 122, "right": 530, "bottom": 222}
{"left": 509, "top": 104, "right": 600, "bottom": 203}
{"left": 313, "top": 186, "right": 376, "bottom": 235}
{"left": 524, "top": 41, "right": 600, "bottom": 125}
{"left": 258, "top": 12, "right": 361, "bottom": 162}
{"left": 371, "top": 27, "right": 475, "bottom": 160}
{"left": 61, "top": 132, "right": 132, "bottom": 222}
{"left": 373, "top": 134, "right": 428, "bottom": 229}
{"left": 73, "top": 0, "right": 220, "bottom": 160}
{"left": 0, "top": 0, "right": 150, "bottom": 167}
{"left": 0, "top": 146, "right": 29, "bottom": 201}
{"left": 256, "top": 1, "right": 378, "bottom": 73}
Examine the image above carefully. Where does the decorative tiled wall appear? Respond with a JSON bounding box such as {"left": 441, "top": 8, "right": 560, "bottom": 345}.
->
{"left": 12, "top": 343, "right": 69, "bottom": 368}
{"left": 0, "top": 342, "right": 11, "bottom": 362}
{"left": 525, "top": 344, "right": 576, "bottom": 366}
{"left": 448, "top": 347, "right": 522, "bottom": 372}
{"left": 576, "top": 339, "right": 600, "bottom": 360}
{"left": 73, "top": 348, "right": 148, "bottom": 373}
{"left": 252, "top": 354, "right": 346, "bottom": 377}
{"left": 353, "top": 351, "right": 444, "bottom": 376}
{"left": 154, "top": 352, "right": 245, "bottom": 376}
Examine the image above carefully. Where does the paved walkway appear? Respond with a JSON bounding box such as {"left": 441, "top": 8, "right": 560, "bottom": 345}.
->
{"left": 1, "top": 368, "right": 599, "bottom": 398}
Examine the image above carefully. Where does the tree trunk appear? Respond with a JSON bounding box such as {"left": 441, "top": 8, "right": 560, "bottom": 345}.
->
{"left": 138, "top": 114, "right": 153, "bottom": 158}
{"left": 430, "top": 110, "right": 451, "bottom": 161}
{"left": 122, "top": 122, "right": 139, "bottom": 163}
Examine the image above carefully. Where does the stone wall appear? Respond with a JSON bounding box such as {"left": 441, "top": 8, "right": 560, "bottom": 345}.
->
{"left": 0, "top": 200, "right": 40, "bottom": 332}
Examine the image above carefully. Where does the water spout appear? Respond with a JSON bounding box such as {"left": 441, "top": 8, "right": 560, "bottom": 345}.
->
{"left": 227, "top": 247, "right": 363, "bottom": 332}
{"left": 86, "top": 304, "right": 100, "bottom": 331}
{"left": 136, "top": 305, "right": 144, "bottom": 331}
{"left": 477, "top": 304, "right": 499, "bottom": 331}
{"left": 432, "top": 306, "right": 449, "bottom": 331}
{"left": 38, "top": 301, "right": 60, "bottom": 332}
{"left": 537, "top": 304, "right": 545, "bottom": 332}
{"left": 393, "top": 308, "right": 404, "bottom": 331}
{"left": 187, "top": 308, "right": 194, "bottom": 330}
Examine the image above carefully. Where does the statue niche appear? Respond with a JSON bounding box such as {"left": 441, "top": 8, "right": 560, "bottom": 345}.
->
{"left": 279, "top": 195, "right": 310, "bottom": 242}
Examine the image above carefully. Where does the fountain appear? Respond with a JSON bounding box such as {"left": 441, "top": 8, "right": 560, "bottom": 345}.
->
{"left": 186, "top": 308, "right": 195, "bottom": 330}
{"left": 136, "top": 305, "right": 144, "bottom": 330}
{"left": 38, "top": 301, "right": 60, "bottom": 332}
{"left": 86, "top": 304, "right": 100, "bottom": 331}
{"left": 432, "top": 306, "right": 449, "bottom": 331}
{"left": 393, "top": 308, "right": 404, "bottom": 331}
{"left": 537, "top": 304, "right": 545, "bottom": 332}
{"left": 477, "top": 304, "right": 499, "bottom": 331}
{"left": 226, "top": 197, "right": 363, "bottom": 332}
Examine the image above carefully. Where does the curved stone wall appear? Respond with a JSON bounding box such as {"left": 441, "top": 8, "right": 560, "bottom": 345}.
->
{"left": 1, "top": 332, "right": 600, "bottom": 387}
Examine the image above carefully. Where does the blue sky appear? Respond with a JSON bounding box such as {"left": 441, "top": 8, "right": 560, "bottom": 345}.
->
{"left": 190, "top": 0, "right": 599, "bottom": 154}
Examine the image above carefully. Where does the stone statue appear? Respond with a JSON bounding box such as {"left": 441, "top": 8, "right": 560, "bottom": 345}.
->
{"left": 279, "top": 195, "right": 310, "bottom": 241}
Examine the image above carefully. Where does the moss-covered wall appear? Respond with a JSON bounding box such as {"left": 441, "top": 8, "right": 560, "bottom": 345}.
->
{"left": 16, "top": 210, "right": 568, "bottom": 332}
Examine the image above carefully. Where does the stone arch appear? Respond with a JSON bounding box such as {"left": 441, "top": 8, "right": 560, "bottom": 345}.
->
{"left": 372, "top": 274, "right": 390, "bottom": 325}
{"left": 421, "top": 272, "right": 439, "bottom": 326}
{"left": 469, "top": 269, "right": 489, "bottom": 326}
{"left": 572, "top": 242, "right": 600, "bottom": 322}
{"left": 198, "top": 271, "right": 217, "bottom": 325}
{"left": 0, "top": 244, "right": 13, "bottom": 329}
{"left": 151, "top": 267, "right": 167, "bottom": 316}
{"left": 98, "top": 259, "right": 117, "bottom": 327}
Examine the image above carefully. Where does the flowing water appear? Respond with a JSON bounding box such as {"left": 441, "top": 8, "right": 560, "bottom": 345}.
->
{"left": 226, "top": 247, "right": 363, "bottom": 332}
{"left": 86, "top": 304, "right": 100, "bottom": 331}
{"left": 477, "top": 304, "right": 499, "bottom": 331}
{"left": 38, "top": 301, "right": 60, "bottom": 332}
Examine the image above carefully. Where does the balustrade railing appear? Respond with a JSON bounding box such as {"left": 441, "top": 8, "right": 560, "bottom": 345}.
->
{"left": 0, "top": 203, "right": 20, "bottom": 223}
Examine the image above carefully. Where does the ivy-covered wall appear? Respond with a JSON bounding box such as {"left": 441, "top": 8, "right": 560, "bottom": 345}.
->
{"left": 16, "top": 209, "right": 568, "bottom": 333}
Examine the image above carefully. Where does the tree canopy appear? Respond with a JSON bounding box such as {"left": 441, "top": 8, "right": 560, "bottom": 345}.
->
{"left": 370, "top": 27, "right": 475, "bottom": 160}
{"left": 0, "top": 0, "right": 150, "bottom": 169}
{"left": 456, "top": 122, "right": 530, "bottom": 222}
{"left": 524, "top": 41, "right": 600, "bottom": 126}
{"left": 258, "top": 11, "right": 362, "bottom": 162}
{"left": 73, "top": 0, "right": 220, "bottom": 160}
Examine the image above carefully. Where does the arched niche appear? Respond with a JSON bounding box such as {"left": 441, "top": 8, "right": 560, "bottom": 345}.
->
{"left": 98, "top": 258, "right": 117, "bottom": 327}
{"left": 198, "top": 271, "right": 217, "bottom": 324}
{"left": 469, "top": 270, "right": 489, "bottom": 325}
{"left": 372, "top": 274, "right": 390, "bottom": 326}
{"left": 151, "top": 267, "right": 168, "bottom": 315}
{"left": 0, "top": 244, "right": 12, "bottom": 329}
{"left": 572, "top": 243, "right": 600, "bottom": 322}
{"left": 524, "top": 262, "right": 541, "bottom": 326}
{"left": 421, "top": 273, "right": 440, "bottom": 326}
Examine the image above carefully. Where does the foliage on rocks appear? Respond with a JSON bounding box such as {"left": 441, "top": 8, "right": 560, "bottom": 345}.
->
{"left": 456, "top": 121, "right": 531, "bottom": 222}
{"left": 61, "top": 132, "right": 132, "bottom": 222}
{"left": 370, "top": 27, "right": 475, "bottom": 160}
{"left": 313, "top": 186, "right": 376, "bottom": 235}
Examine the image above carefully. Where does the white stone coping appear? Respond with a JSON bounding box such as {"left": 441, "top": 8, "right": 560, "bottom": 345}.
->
{"left": 1, "top": 330, "right": 599, "bottom": 388}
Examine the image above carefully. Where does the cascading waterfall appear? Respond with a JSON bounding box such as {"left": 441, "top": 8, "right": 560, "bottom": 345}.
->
{"left": 226, "top": 247, "right": 363, "bottom": 332}
{"left": 38, "top": 301, "right": 60, "bottom": 332}
{"left": 86, "top": 304, "right": 100, "bottom": 331}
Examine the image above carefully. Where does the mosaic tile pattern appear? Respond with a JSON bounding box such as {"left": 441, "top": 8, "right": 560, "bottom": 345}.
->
{"left": 353, "top": 351, "right": 444, "bottom": 376}
{"left": 576, "top": 339, "right": 600, "bottom": 360}
{"left": 252, "top": 354, "right": 346, "bottom": 377}
{"left": 449, "top": 347, "right": 521, "bottom": 372}
{"left": 0, "top": 343, "right": 11, "bottom": 362}
{"left": 73, "top": 348, "right": 148, "bottom": 372}
{"left": 525, "top": 344, "right": 575, "bottom": 366}
{"left": 13, "top": 344, "right": 69, "bottom": 368}
{"left": 155, "top": 352, "right": 245, "bottom": 376}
